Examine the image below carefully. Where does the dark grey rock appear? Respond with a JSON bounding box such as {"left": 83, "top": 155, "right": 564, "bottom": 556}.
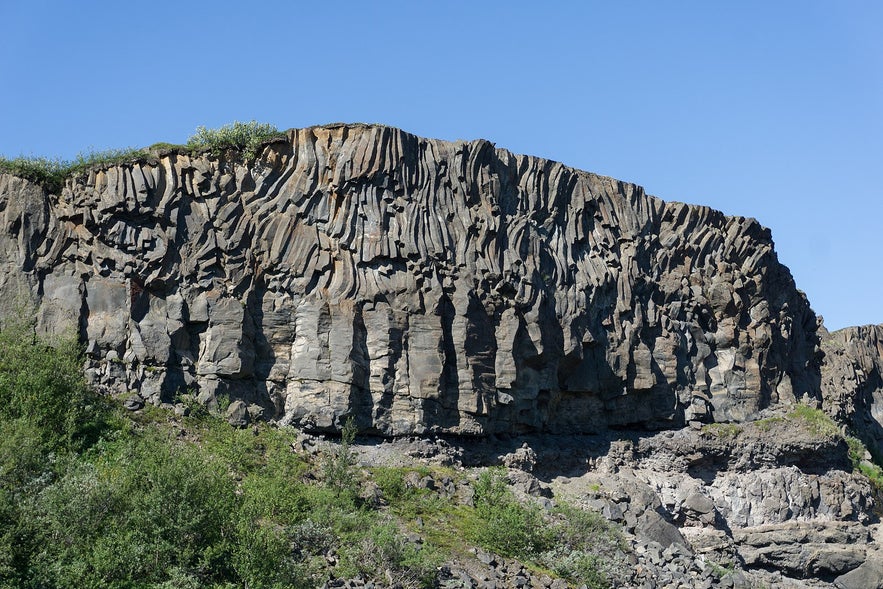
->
{"left": 225, "top": 400, "right": 250, "bottom": 428}
{"left": 835, "top": 556, "right": 883, "bottom": 589}
{"left": 821, "top": 324, "right": 883, "bottom": 458}
{"left": 0, "top": 124, "right": 821, "bottom": 436}
{"left": 123, "top": 393, "right": 144, "bottom": 411}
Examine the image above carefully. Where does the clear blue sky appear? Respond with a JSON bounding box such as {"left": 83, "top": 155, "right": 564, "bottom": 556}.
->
{"left": 1, "top": 1, "right": 880, "bottom": 330}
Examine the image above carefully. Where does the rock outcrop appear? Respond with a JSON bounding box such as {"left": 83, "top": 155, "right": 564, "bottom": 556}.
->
{"left": 346, "top": 408, "right": 881, "bottom": 588}
{"left": 821, "top": 324, "right": 883, "bottom": 457}
{"left": 0, "top": 124, "right": 823, "bottom": 435}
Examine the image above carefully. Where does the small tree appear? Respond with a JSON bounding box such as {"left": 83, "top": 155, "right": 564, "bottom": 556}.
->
{"left": 322, "top": 417, "right": 359, "bottom": 501}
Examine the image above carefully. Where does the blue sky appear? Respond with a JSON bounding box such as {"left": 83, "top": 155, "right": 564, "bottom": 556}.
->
{"left": 0, "top": 1, "right": 880, "bottom": 330}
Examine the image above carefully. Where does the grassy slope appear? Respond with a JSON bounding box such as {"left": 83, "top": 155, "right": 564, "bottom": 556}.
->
{"left": 0, "top": 319, "right": 625, "bottom": 589}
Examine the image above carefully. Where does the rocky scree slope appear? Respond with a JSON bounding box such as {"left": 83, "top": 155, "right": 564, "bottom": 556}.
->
{"left": 0, "top": 124, "right": 823, "bottom": 437}
{"left": 340, "top": 404, "right": 883, "bottom": 589}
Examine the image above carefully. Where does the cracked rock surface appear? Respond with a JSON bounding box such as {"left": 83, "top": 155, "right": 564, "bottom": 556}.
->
{"left": 0, "top": 124, "right": 827, "bottom": 435}
{"left": 821, "top": 324, "right": 883, "bottom": 457}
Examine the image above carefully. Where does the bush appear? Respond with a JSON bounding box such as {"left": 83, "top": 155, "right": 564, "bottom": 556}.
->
{"left": 345, "top": 519, "right": 441, "bottom": 589}
{"left": 467, "top": 468, "right": 551, "bottom": 558}
{"left": 1, "top": 121, "right": 283, "bottom": 193}
{"left": 536, "top": 503, "right": 627, "bottom": 588}
{"left": 373, "top": 467, "right": 409, "bottom": 502}
{"left": 464, "top": 468, "right": 624, "bottom": 587}
{"left": 322, "top": 417, "right": 360, "bottom": 501}
{"left": 186, "top": 121, "right": 282, "bottom": 158}
{"left": 26, "top": 434, "right": 240, "bottom": 587}
{"left": 0, "top": 148, "right": 149, "bottom": 193}
{"left": 0, "top": 156, "right": 67, "bottom": 190}
{"left": 540, "top": 549, "right": 608, "bottom": 589}
{"left": 846, "top": 435, "right": 883, "bottom": 491}
{"left": 0, "top": 318, "right": 105, "bottom": 451}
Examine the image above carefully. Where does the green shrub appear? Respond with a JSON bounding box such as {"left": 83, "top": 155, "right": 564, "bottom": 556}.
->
{"left": 535, "top": 503, "right": 627, "bottom": 588}
{"left": 344, "top": 519, "right": 441, "bottom": 589}
{"left": 232, "top": 519, "right": 304, "bottom": 588}
{"left": 0, "top": 147, "right": 149, "bottom": 193}
{"left": 1, "top": 121, "right": 283, "bottom": 193}
{"left": 186, "top": 121, "right": 283, "bottom": 158}
{"left": 552, "top": 502, "right": 624, "bottom": 553}
{"left": 28, "top": 434, "right": 240, "bottom": 587}
{"left": 373, "top": 467, "right": 408, "bottom": 502}
{"left": 467, "top": 468, "right": 551, "bottom": 558}
{"left": 846, "top": 435, "right": 883, "bottom": 491}
{"left": 540, "top": 549, "right": 608, "bottom": 589}
{"left": 322, "top": 417, "right": 359, "bottom": 501}
{"left": 0, "top": 318, "right": 106, "bottom": 451}
{"left": 0, "top": 156, "right": 67, "bottom": 190}
{"left": 68, "top": 147, "right": 149, "bottom": 173}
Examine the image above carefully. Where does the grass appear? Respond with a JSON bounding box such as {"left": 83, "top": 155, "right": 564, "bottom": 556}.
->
{"left": 0, "top": 120, "right": 284, "bottom": 193}
{"left": 0, "top": 311, "right": 634, "bottom": 588}
{"left": 701, "top": 422, "right": 742, "bottom": 439}
{"left": 788, "top": 404, "right": 841, "bottom": 438}
{"left": 846, "top": 435, "right": 883, "bottom": 492}
{"left": 0, "top": 147, "right": 150, "bottom": 193}
{"left": 754, "top": 416, "right": 785, "bottom": 431}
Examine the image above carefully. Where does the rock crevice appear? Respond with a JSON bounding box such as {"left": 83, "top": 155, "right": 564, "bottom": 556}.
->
{"left": 0, "top": 124, "right": 821, "bottom": 435}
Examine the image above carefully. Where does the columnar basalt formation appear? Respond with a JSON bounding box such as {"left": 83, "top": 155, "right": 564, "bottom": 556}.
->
{"left": 0, "top": 124, "right": 822, "bottom": 435}
{"left": 822, "top": 324, "right": 883, "bottom": 456}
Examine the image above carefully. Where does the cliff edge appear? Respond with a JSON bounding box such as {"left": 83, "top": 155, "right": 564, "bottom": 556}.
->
{"left": 0, "top": 124, "right": 822, "bottom": 435}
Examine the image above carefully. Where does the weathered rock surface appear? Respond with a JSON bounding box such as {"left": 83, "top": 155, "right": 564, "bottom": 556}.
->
{"left": 821, "top": 324, "right": 883, "bottom": 456}
{"left": 0, "top": 124, "right": 823, "bottom": 435}
{"left": 350, "top": 413, "right": 879, "bottom": 588}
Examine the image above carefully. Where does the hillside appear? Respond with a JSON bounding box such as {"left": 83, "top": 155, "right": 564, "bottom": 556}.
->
{"left": 1, "top": 123, "right": 882, "bottom": 588}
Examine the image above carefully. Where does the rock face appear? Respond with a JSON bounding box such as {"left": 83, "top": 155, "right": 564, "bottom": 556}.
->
{"left": 536, "top": 415, "right": 877, "bottom": 586}
{"left": 822, "top": 324, "right": 883, "bottom": 456}
{"left": 0, "top": 124, "right": 822, "bottom": 435}
{"left": 352, "top": 409, "right": 881, "bottom": 588}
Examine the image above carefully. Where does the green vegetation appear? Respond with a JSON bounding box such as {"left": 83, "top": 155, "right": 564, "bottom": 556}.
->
{"left": 846, "top": 435, "right": 883, "bottom": 491}
{"left": 463, "top": 468, "right": 626, "bottom": 588}
{"left": 701, "top": 422, "right": 742, "bottom": 438}
{"left": 0, "top": 120, "right": 284, "bottom": 193}
{"left": 0, "top": 318, "right": 626, "bottom": 588}
{"left": 185, "top": 120, "right": 284, "bottom": 158}
{"left": 321, "top": 416, "right": 359, "bottom": 500}
{"left": 754, "top": 416, "right": 785, "bottom": 431}
{"left": 0, "top": 148, "right": 150, "bottom": 193}
{"left": 0, "top": 316, "right": 106, "bottom": 451}
{"left": 467, "top": 467, "right": 551, "bottom": 557}
{"left": 788, "top": 404, "right": 840, "bottom": 437}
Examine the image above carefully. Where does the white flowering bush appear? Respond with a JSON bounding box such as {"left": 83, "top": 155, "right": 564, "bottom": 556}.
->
{"left": 186, "top": 120, "right": 283, "bottom": 158}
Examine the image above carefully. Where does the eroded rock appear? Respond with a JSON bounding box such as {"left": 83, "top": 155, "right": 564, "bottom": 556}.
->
{"left": 0, "top": 125, "right": 822, "bottom": 435}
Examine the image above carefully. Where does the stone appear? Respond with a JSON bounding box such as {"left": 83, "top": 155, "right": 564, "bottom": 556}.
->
{"left": 123, "top": 393, "right": 145, "bottom": 411}
{"left": 682, "top": 492, "right": 715, "bottom": 515}
{"left": 225, "top": 400, "right": 250, "bottom": 428}
{"left": 821, "top": 324, "right": 883, "bottom": 458}
{"left": 636, "top": 509, "right": 688, "bottom": 549}
{"left": 835, "top": 556, "right": 883, "bottom": 589}
{"left": 0, "top": 124, "right": 822, "bottom": 436}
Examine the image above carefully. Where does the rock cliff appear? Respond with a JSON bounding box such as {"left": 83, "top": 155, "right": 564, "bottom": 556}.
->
{"left": 822, "top": 324, "right": 883, "bottom": 457}
{"left": 0, "top": 124, "right": 822, "bottom": 435}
